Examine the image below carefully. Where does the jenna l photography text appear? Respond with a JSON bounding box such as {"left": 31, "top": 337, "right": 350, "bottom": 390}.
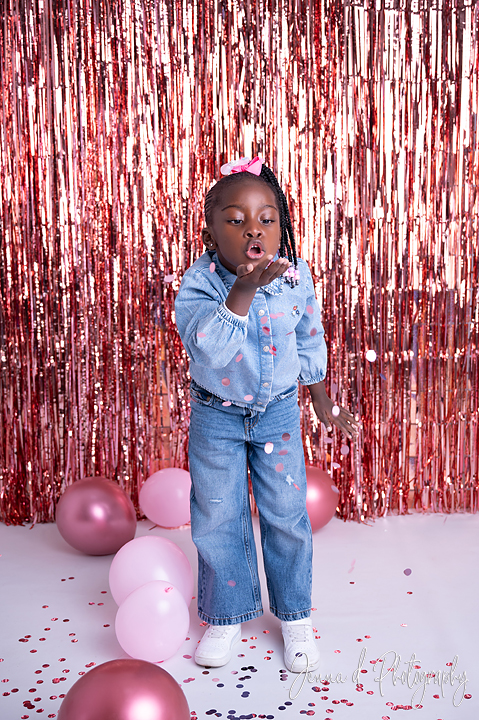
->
{"left": 289, "top": 647, "right": 469, "bottom": 707}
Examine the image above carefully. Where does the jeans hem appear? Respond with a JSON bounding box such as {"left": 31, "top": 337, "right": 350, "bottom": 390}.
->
{"left": 270, "top": 607, "right": 312, "bottom": 621}
{"left": 197, "top": 608, "right": 264, "bottom": 625}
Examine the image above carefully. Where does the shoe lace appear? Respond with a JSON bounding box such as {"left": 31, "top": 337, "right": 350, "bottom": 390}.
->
{"left": 207, "top": 625, "right": 234, "bottom": 639}
{"left": 285, "top": 624, "right": 310, "bottom": 643}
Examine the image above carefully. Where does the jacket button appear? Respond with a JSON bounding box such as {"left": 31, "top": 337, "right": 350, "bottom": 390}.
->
{"left": 258, "top": 309, "right": 265, "bottom": 316}
{"left": 263, "top": 345, "right": 269, "bottom": 352}
{"left": 263, "top": 382, "right": 269, "bottom": 387}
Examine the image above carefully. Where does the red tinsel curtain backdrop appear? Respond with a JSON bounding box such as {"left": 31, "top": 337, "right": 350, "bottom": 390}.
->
{"left": 1, "top": 0, "right": 478, "bottom": 525}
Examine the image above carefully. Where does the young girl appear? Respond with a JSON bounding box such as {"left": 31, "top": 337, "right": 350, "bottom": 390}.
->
{"left": 175, "top": 156, "right": 358, "bottom": 673}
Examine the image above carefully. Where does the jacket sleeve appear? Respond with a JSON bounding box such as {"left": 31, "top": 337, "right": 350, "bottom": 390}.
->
{"left": 174, "top": 269, "right": 249, "bottom": 369}
{"left": 295, "top": 262, "right": 328, "bottom": 384}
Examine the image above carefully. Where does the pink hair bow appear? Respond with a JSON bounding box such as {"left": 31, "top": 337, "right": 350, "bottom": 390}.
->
{"left": 220, "top": 156, "right": 264, "bottom": 177}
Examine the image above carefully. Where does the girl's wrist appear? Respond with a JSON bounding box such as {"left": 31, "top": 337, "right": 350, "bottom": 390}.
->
{"left": 225, "top": 280, "right": 257, "bottom": 315}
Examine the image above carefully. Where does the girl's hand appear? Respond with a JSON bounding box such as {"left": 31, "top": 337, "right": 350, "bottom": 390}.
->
{"left": 308, "top": 381, "right": 360, "bottom": 440}
{"left": 235, "top": 254, "right": 290, "bottom": 289}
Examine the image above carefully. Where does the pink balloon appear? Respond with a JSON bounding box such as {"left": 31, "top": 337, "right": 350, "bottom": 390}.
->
{"left": 109, "top": 535, "right": 194, "bottom": 606}
{"left": 305, "top": 466, "right": 339, "bottom": 532}
{"left": 57, "top": 658, "right": 189, "bottom": 720}
{"left": 115, "top": 580, "right": 190, "bottom": 663}
{"left": 139, "top": 468, "right": 191, "bottom": 528}
{"left": 56, "top": 477, "right": 137, "bottom": 555}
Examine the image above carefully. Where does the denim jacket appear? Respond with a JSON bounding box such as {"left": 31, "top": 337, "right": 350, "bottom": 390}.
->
{"left": 174, "top": 251, "right": 327, "bottom": 413}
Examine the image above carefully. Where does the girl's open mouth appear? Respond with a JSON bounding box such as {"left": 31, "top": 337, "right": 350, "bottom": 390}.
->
{"left": 245, "top": 241, "right": 265, "bottom": 260}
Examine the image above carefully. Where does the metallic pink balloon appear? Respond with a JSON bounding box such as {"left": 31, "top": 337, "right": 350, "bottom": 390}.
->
{"left": 57, "top": 659, "right": 189, "bottom": 720}
{"left": 56, "top": 477, "right": 137, "bottom": 555}
{"left": 305, "top": 466, "right": 339, "bottom": 532}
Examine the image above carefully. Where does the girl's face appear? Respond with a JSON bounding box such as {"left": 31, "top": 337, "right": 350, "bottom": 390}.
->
{"left": 202, "top": 180, "right": 281, "bottom": 274}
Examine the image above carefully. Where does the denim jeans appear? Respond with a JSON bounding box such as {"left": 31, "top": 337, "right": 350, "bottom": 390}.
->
{"left": 188, "top": 380, "right": 313, "bottom": 625}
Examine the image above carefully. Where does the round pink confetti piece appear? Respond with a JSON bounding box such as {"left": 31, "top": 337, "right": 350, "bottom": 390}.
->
{"left": 293, "top": 483, "right": 300, "bottom": 490}
{"left": 183, "top": 655, "right": 192, "bottom": 659}
{"left": 244, "top": 394, "right": 253, "bottom": 401}
{"left": 275, "top": 463, "right": 284, "bottom": 472}
{"left": 221, "top": 377, "right": 230, "bottom": 386}
{"left": 212, "top": 677, "right": 220, "bottom": 682}
{"left": 222, "top": 401, "right": 232, "bottom": 407}
{"left": 227, "top": 580, "right": 236, "bottom": 587}
{"left": 235, "top": 354, "right": 243, "bottom": 362}
{"left": 332, "top": 405, "right": 340, "bottom": 417}
{"left": 197, "top": 332, "right": 206, "bottom": 338}
{"left": 306, "top": 304, "right": 314, "bottom": 314}
{"left": 340, "top": 445, "right": 350, "bottom": 455}
{"left": 264, "top": 442, "right": 274, "bottom": 454}
{"left": 278, "top": 449, "right": 288, "bottom": 455}
{"left": 403, "top": 568, "right": 412, "bottom": 575}
{"left": 366, "top": 349, "right": 377, "bottom": 362}
{"left": 282, "top": 433, "right": 291, "bottom": 441}
{"left": 209, "top": 262, "right": 215, "bottom": 273}
{"left": 260, "top": 316, "right": 269, "bottom": 324}
{"left": 310, "top": 327, "right": 317, "bottom": 336}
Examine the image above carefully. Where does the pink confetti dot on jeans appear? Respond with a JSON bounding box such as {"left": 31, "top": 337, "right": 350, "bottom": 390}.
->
{"left": 244, "top": 394, "right": 254, "bottom": 402}
{"left": 279, "top": 449, "right": 288, "bottom": 456}
{"left": 227, "top": 580, "right": 236, "bottom": 587}
{"left": 282, "top": 433, "right": 291, "bottom": 441}
{"left": 221, "top": 377, "right": 230, "bottom": 386}
{"left": 260, "top": 316, "right": 269, "bottom": 324}
{"left": 275, "top": 463, "right": 284, "bottom": 472}
{"left": 306, "top": 305, "right": 314, "bottom": 314}
{"left": 264, "top": 442, "right": 274, "bottom": 454}
{"left": 222, "top": 401, "right": 232, "bottom": 407}
{"left": 209, "top": 262, "right": 215, "bottom": 273}
{"left": 198, "top": 332, "right": 206, "bottom": 338}
{"left": 310, "top": 327, "right": 317, "bottom": 336}
{"left": 235, "top": 354, "right": 243, "bottom": 362}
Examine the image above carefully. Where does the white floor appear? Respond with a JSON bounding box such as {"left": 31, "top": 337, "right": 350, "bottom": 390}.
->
{"left": 1, "top": 512, "right": 478, "bottom": 720}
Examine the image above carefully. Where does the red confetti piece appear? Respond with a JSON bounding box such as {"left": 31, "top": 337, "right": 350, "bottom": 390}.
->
{"left": 282, "top": 433, "right": 290, "bottom": 441}
{"left": 221, "top": 377, "right": 230, "bottom": 386}
{"left": 310, "top": 328, "right": 317, "bottom": 336}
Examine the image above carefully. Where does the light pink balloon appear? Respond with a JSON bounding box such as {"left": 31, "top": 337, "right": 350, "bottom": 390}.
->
{"left": 139, "top": 468, "right": 191, "bottom": 528}
{"left": 109, "top": 535, "right": 194, "bottom": 606}
{"left": 305, "top": 466, "right": 339, "bottom": 532}
{"left": 115, "top": 581, "right": 189, "bottom": 663}
{"left": 57, "top": 658, "right": 190, "bottom": 720}
{"left": 55, "top": 477, "right": 137, "bottom": 555}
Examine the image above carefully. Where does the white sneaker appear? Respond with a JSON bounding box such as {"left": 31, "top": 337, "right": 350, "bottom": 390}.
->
{"left": 281, "top": 617, "right": 320, "bottom": 673}
{"left": 194, "top": 623, "right": 242, "bottom": 667}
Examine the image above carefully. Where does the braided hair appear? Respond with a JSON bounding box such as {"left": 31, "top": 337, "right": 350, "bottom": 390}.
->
{"left": 204, "top": 163, "right": 299, "bottom": 286}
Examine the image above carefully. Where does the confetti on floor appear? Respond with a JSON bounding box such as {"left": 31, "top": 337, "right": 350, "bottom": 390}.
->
{"left": 1, "top": 515, "right": 477, "bottom": 719}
